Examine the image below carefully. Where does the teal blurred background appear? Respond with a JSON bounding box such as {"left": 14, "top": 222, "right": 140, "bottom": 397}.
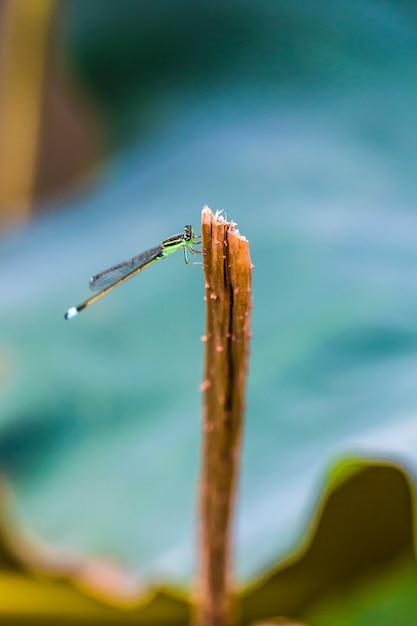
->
{"left": 1, "top": 0, "right": 417, "bottom": 585}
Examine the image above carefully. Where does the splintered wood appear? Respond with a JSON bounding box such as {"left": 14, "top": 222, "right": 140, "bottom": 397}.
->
{"left": 195, "top": 206, "right": 252, "bottom": 626}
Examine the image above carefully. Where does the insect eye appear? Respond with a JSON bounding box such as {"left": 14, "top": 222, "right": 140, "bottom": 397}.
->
{"left": 184, "top": 225, "right": 193, "bottom": 241}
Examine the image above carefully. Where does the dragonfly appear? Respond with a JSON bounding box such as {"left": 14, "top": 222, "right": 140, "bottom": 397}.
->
{"left": 64, "top": 225, "right": 201, "bottom": 319}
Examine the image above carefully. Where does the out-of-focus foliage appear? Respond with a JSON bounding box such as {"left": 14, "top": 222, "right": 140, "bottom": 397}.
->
{"left": 1, "top": 0, "right": 417, "bottom": 623}
{"left": 0, "top": 461, "right": 415, "bottom": 624}
{"left": 0, "top": 0, "right": 101, "bottom": 227}
{"left": 241, "top": 461, "right": 416, "bottom": 624}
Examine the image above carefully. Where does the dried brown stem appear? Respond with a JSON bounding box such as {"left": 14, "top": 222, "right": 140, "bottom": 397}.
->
{"left": 195, "top": 206, "right": 253, "bottom": 626}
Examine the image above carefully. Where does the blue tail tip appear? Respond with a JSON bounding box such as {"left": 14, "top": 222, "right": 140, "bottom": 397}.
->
{"left": 64, "top": 307, "right": 78, "bottom": 320}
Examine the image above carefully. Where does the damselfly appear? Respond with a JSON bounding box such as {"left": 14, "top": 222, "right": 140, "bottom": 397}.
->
{"left": 64, "top": 225, "right": 201, "bottom": 319}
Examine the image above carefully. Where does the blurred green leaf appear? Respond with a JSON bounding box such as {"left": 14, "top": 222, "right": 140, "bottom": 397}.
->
{"left": 241, "top": 461, "right": 416, "bottom": 624}
{"left": 0, "top": 461, "right": 415, "bottom": 624}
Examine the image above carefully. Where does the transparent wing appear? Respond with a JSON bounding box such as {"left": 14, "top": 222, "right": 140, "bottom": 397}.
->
{"left": 89, "top": 244, "right": 163, "bottom": 291}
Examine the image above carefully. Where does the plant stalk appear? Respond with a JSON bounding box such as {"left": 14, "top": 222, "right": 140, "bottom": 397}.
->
{"left": 195, "top": 206, "right": 253, "bottom": 626}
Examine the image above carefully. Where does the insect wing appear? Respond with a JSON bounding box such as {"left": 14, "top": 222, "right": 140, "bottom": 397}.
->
{"left": 89, "top": 245, "right": 163, "bottom": 291}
